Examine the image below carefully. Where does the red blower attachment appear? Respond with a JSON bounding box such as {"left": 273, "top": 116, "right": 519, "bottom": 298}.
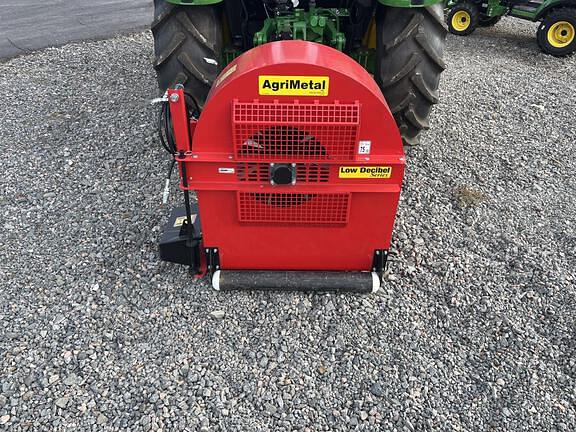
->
{"left": 159, "top": 40, "right": 405, "bottom": 293}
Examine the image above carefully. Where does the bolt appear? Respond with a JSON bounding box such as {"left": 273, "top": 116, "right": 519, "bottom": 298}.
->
{"left": 169, "top": 93, "right": 180, "bottom": 103}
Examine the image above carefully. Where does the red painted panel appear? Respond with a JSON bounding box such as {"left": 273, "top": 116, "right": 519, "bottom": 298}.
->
{"left": 170, "top": 41, "right": 405, "bottom": 272}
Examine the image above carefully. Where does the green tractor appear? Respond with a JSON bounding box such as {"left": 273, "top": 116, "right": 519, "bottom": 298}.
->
{"left": 151, "top": 0, "right": 447, "bottom": 146}
{"left": 446, "top": 0, "right": 576, "bottom": 56}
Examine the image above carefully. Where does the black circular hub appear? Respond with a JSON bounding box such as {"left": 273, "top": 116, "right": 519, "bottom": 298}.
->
{"left": 270, "top": 164, "right": 295, "bottom": 185}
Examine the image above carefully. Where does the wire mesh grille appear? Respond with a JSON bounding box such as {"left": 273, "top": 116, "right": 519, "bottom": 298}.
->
{"left": 238, "top": 192, "right": 350, "bottom": 224}
{"left": 233, "top": 101, "right": 360, "bottom": 160}
{"left": 236, "top": 163, "right": 329, "bottom": 183}
{"left": 236, "top": 163, "right": 269, "bottom": 182}
{"left": 297, "top": 164, "right": 330, "bottom": 183}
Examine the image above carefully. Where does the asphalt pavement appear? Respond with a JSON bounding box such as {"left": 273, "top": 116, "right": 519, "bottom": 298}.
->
{"left": 0, "top": 0, "right": 152, "bottom": 58}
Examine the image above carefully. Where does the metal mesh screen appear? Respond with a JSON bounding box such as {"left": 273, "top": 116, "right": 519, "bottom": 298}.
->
{"left": 236, "top": 163, "right": 329, "bottom": 183}
{"left": 237, "top": 192, "right": 350, "bottom": 224}
{"left": 233, "top": 101, "right": 360, "bottom": 160}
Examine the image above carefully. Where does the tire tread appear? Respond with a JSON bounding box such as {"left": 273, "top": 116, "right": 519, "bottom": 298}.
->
{"left": 537, "top": 7, "right": 576, "bottom": 57}
{"left": 377, "top": 4, "right": 447, "bottom": 146}
{"left": 152, "top": 0, "right": 222, "bottom": 107}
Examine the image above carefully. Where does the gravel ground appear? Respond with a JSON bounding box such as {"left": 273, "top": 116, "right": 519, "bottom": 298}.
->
{"left": 1, "top": 17, "right": 575, "bottom": 431}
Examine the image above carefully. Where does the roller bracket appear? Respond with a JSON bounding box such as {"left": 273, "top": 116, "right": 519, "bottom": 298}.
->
{"left": 205, "top": 247, "right": 220, "bottom": 277}
{"left": 371, "top": 249, "right": 388, "bottom": 282}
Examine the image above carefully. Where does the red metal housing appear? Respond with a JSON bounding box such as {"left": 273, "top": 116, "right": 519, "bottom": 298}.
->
{"left": 168, "top": 40, "right": 405, "bottom": 272}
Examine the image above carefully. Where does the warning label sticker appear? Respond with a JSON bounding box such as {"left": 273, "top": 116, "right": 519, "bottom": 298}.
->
{"left": 338, "top": 166, "right": 392, "bottom": 179}
{"left": 174, "top": 214, "right": 197, "bottom": 227}
{"left": 358, "top": 140, "right": 372, "bottom": 155}
{"left": 215, "top": 64, "right": 237, "bottom": 87}
{"left": 259, "top": 76, "right": 330, "bottom": 97}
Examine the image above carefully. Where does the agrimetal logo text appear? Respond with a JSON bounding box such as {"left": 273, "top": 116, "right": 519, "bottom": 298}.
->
{"left": 259, "top": 75, "right": 330, "bottom": 96}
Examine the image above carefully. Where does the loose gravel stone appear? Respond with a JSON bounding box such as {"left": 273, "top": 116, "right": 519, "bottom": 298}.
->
{"left": 63, "top": 374, "right": 77, "bottom": 386}
{"left": 370, "top": 383, "right": 385, "bottom": 398}
{"left": 0, "top": 18, "right": 575, "bottom": 432}
{"left": 210, "top": 310, "right": 226, "bottom": 319}
{"left": 54, "top": 397, "right": 69, "bottom": 409}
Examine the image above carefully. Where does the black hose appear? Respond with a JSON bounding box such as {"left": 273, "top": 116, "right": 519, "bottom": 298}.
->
{"left": 166, "top": 159, "right": 176, "bottom": 180}
{"left": 159, "top": 101, "right": 178, "bottom": 155}
{"left": 158, "top": 100, "right": 179, "bottom": 203}
{"left": 183, "top": 90, "right": 202, "bottom": 118}
{"left": 158, "top": 103, "right": 173, "bottom": 154}
{"left": 158, "top": 91, "right": 204, "bottom": 203}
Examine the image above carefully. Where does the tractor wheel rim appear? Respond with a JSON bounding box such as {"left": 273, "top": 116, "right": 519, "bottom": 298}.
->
{"left": 547, "top": 21, "right": 575, "bottom": 48}
{"left": 452, "top": 11, "right": 471, "bottom": 32}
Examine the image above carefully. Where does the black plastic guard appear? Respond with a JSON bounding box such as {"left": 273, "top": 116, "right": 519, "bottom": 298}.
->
{"left": 159, "top": 205, "right": 201, "bottom": 271}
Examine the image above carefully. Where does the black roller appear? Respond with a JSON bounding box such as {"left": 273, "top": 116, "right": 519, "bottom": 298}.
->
{"left": 212, "top": 271, "right": 380, "bottom": 294}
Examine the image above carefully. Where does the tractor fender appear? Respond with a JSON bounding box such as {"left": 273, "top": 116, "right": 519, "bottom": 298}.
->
{"left": 534, "top": 0, "right": 576, "bottom": 20}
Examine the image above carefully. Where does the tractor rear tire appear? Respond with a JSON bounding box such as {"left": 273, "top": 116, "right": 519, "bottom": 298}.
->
{"left": 151, "top": 0, "right": 223, "bottom": 108}
{"left": 447, "top": 2, "right": 479, "bottom": 36}
{"left": 479, "top": 15, "right": 502, "bottom": 27}
{"left": 376, "top": 4, "right": 447, "bottom": 146}
{"left": 537, "top": 8, "right": 576, "bottom": 57}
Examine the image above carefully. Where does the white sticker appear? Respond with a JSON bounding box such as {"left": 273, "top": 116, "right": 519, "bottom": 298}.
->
{"left": 174, "top": 214, "right": 197, "bottom": 227}
{"left": 215, "top": 64, "right": 238, "bottom": 87}
{"left": 218, "top": 168, "right": 235, "bottom": 174}
{"left": 358, "top": 140, "right": 372, "bottom": 155}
